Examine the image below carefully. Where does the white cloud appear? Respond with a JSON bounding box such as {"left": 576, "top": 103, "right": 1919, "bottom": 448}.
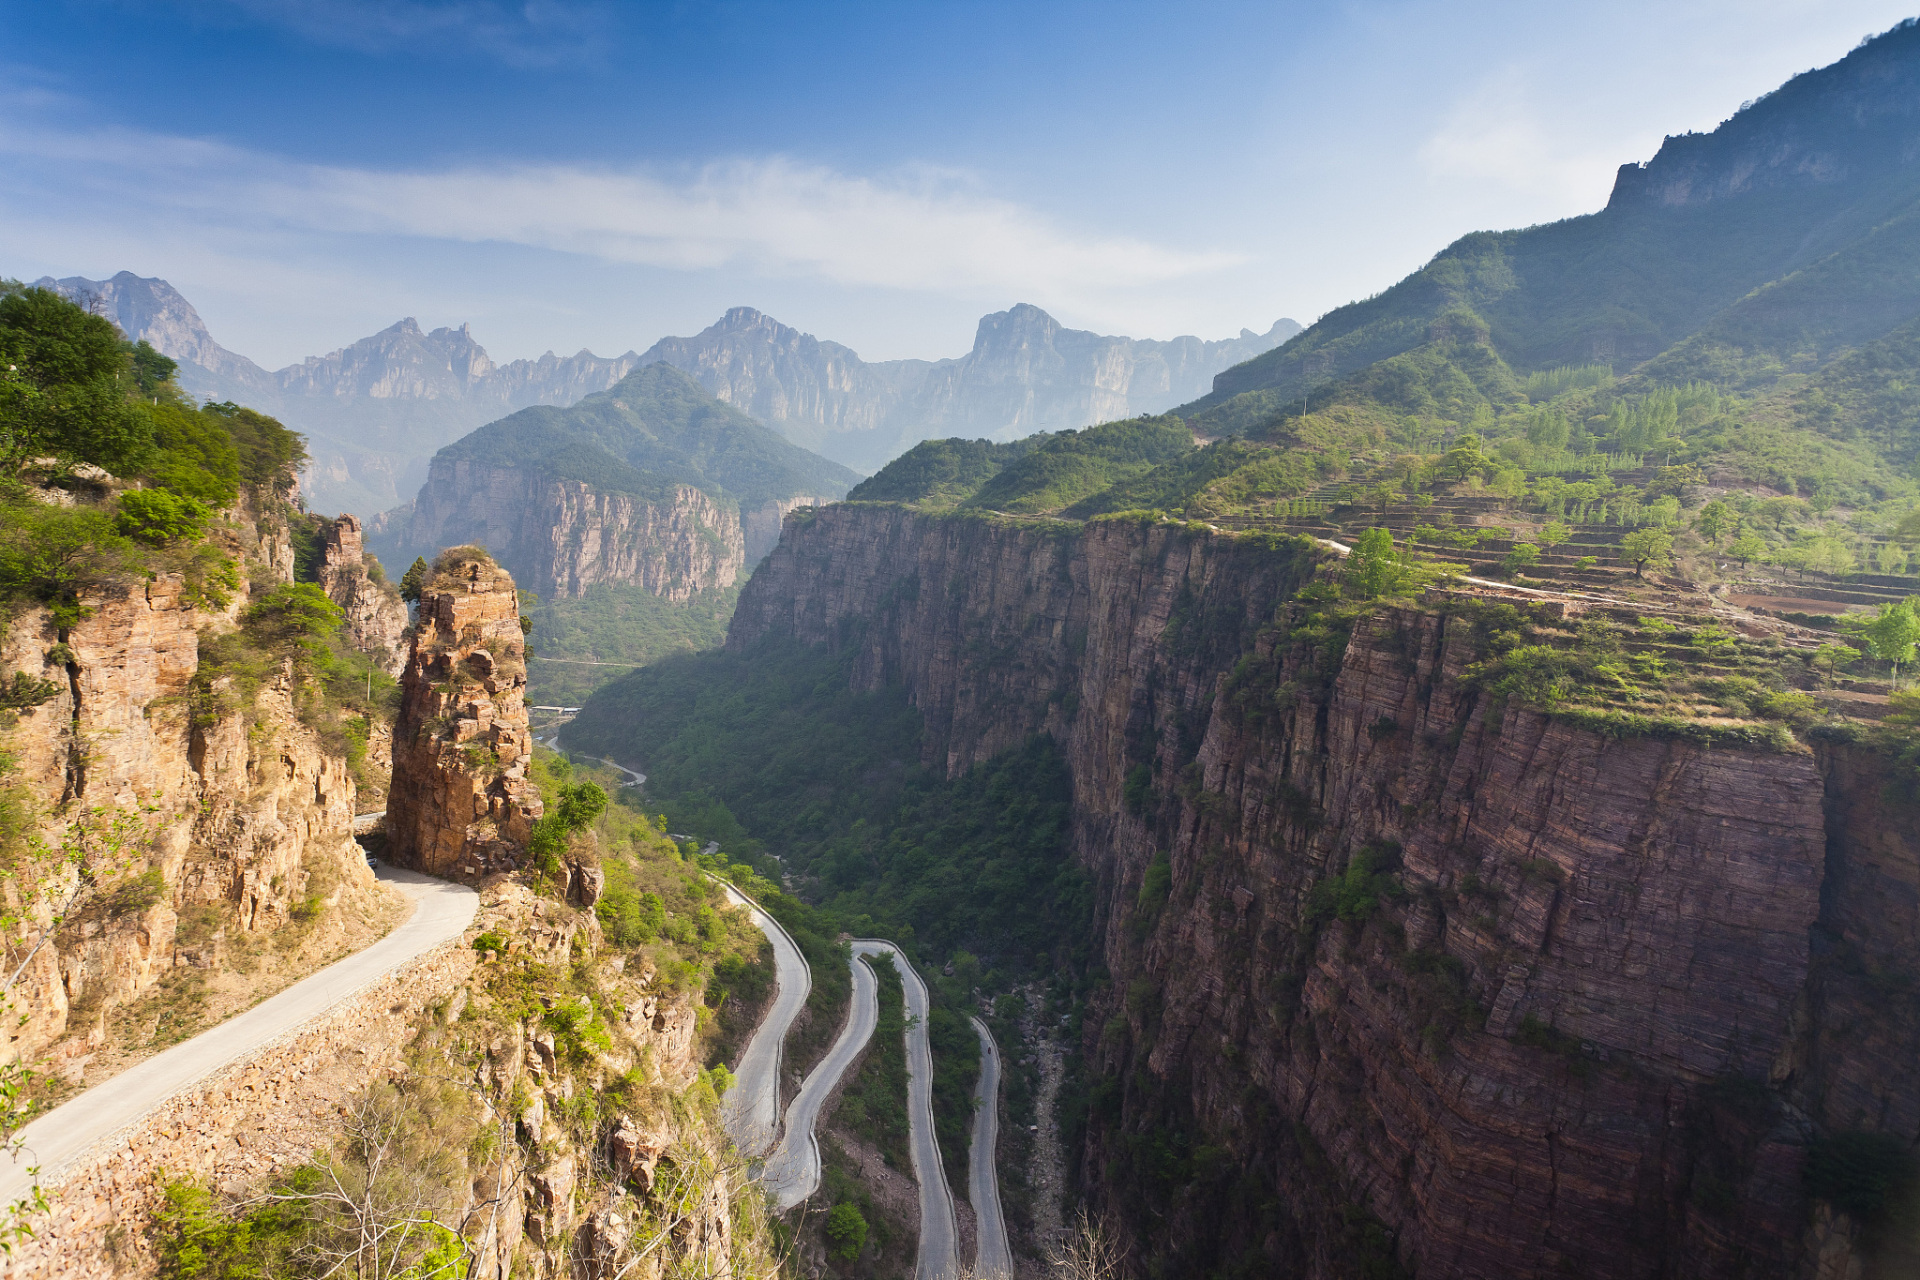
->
{"left": 0, "top": 112, "right": 1245, "bottom": 330}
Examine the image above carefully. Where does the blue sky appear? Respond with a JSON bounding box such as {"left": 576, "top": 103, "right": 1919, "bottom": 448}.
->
{"left": 3, "top": 1, "right": 1916, "bottom": 367}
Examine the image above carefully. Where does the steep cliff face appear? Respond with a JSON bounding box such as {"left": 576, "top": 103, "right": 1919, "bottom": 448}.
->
{"left": 315, "top": 514, "right": 409, "bottom": 673}
{"left": 386, "top": 550, "right": 543, "bottom": 878}
{"left": 0, "top": 511, "right": 384, "bottom": 1074}
{"left": 731, "top": 505, "right": 1920, "bottom": 1279}
{"left": 395, "top": 457, "right": 745, "bottom": 602}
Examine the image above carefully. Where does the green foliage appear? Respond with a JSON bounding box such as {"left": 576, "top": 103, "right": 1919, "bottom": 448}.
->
{"left": 960, "top": 416, "right": 1197, "bottom": 515}
{"left": 0, "top": 286, "right": 152, "bottom": 475}
{"left": 116, "top": 489, "right": 209, "bottom": 547}
{"left": 523, "top": 580, "right": 739, "bottom": 706}
{"left": 144, "top": 401, "right": 243, "bottom": 507}
{"left": 152, "top": 1174, "right": 309, "bottom": 1279}
{"left": 242, "top": 584, "right": 345, "bottom": 670}
{"left": 1307, "top": 842, "right": 1402, "bottom": 924}
{"left": 1849, "top": 599, "right": 1920, "bottom": 682}
{"left": 431, "top": 363, "right": 855, "bottom": 514}
{"left": 470, "top": 931, "right": 507, "bottom": 957}
{"left": 398, "top": 556, "right": 428, "bottom": 604}
{"left": 1618, "top": 527, "right": 1675, "bottom": 577}
{"left": 0, "top": 499, "right": 132, "bottom": 626}
{"left": 847, "top": 435, "right": 1040, "bottom": 506}
{"left": 824, "top": 1202, "right": 870, "bottom": 1262}
{"left": 837, "top": 951, "right": 911, "bottom": 1168}
{"left": 1345, "top": 527, "right": 1451, "bottom": 599}
{"left": 0, "top": 669, "right": 62, "bottom": 711}
{"left": 197, "top": 403, "right": 307, "bottom": 493}
{"left": 597, "top": 888, "right": 667, "bottom": 946}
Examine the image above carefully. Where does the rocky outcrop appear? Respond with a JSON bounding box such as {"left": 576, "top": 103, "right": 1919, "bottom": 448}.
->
{"left": 315, "top": 514, "right": 409, "bottom": 673}
{"left": 386, "top": 550, "right": 542, "bottom": 877}
{"left": 730, "top": 505, "right": 1920, "bottom": 1279}
{"left": 0, "top": 514, "right": 380, "bottom": 1069}
{"left": 393, "top": 458, "right": 745, "bottom": 602}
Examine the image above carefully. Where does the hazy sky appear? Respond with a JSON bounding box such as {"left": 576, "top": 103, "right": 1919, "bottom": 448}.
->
{"left": 4, "top": 1, "right": 1916, "bottom": 367}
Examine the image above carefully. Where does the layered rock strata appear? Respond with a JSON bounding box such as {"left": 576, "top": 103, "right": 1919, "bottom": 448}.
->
{"left": 394, "top": 459, "right": 745, "bottom": 601}
{"left": 0, "top": 562, "right": 378, "bottom": 1068}
{"left": 314, "top": 513, "right": 409, "bottom": 673}
{"left": 730, "top": 504, "right": 1920, "bottom": 1279}
{"left": 386, "top": 550, "right": 542, "bottom": 877}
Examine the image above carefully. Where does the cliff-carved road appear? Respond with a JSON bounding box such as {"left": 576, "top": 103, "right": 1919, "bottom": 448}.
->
{"left": 717, "top": 882, "right": 811, "bottom": 1157}
{"left": 968, "top": 1016, "right": 1012, "bottom": 1278}
{"left": 0, "top": 867, "right": 477, "bottom": 1209}
{"left": 738, "top": 938, "right": 963, "bottom": 1279}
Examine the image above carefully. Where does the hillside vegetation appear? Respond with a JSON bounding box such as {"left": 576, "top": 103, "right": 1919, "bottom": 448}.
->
{"left": 439, "top": 361, "right": 858, "bottom": 509}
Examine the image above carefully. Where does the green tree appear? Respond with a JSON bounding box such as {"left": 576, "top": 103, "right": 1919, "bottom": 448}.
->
{"left": 1694, "top": 500, "right": 1734, "bottom": 545}
{"left": 1855, "top": 599, "right": 1920, "bottom": 687}
{"left": 242, "top": 583, "right": 345, "bottom": 669}
{"left": 399, "top": 557, "right": 429, "bottom": 605}
{"left": 116, "top": 489, "right": 209, "bottom": 547}
{"left": 1813, "top": 643, "right": 1860, "bottom": 685}
{"left": 1728, "top": 531, "right": 1766, "bottom": 564}
{"left": 1345, "top": 527, "right": 1421, "bottom": 599}
{"left": 0, "top": 286, "right": 152, "bottom": 475}
{"left": 1618, "top": 528, "right": 1674, "bottom": 578}
{"left": 824, "top": 1202, "right": 868, "bottom": 1263}
{"left": 0, "top": 503, "right": 133, "bottom": 626}
{"left": 1502, "top": 543, "right": 1541, "bottom": 577}
{"left": 1537, "top": 521, "right": 1572, "bottom": 549}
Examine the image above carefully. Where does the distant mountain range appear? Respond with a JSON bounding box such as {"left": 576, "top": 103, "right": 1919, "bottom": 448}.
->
{"left": 35, "top": 271, "right": 1297, "bottom": 515}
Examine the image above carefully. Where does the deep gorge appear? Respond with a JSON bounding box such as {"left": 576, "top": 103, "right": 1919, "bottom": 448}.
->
{"left": 712, "top": 503, "right": 1920, "bottom": 1279}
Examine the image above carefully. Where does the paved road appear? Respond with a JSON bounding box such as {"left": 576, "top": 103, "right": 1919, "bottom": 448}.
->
{"left": 967, "top": 1016, "right": 1013, "bottom": 1279}
{"left": 760, "top": 944, "right": 880, "bottom": 1211}
{"left": 0, "top": 866, "right": 477, "bottom": 1208}
{"left": 874, "top": 941, "right": 961, "bottom": 1280}
{"left": 717, "top": 883, "right": 810, "bottom": 1158}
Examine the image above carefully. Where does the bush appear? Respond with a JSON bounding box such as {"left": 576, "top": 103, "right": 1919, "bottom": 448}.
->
{"left": 597, "top": 888, "right": 666, "bottom": 947}
{"left": 0, "top": 500, "right": 134, "bottom": 626}
{"left": 116, "top": 488, "right": 209, "bottom": 547}
{"left": 824, "top": 1202, "right": 869, "bottom": 1262}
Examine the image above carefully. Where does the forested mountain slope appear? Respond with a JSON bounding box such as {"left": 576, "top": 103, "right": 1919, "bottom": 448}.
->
{"left": 1198, "top": 18, "right": 1920, "bottom": 426}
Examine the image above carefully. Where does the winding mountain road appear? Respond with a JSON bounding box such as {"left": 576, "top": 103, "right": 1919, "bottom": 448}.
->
{"left": 717, "top": 883, "right": 810, "bottom": 1158}
{"left": 758, "top": 944, "right": 879, "bottom": 1211}
{"left": 0, "top": 866, "right": 477, "bottom": 1209}
{"left": 882, "top": 940, "right": 961, "bottom": 1280}
{"left": 968, "top": 1016, "right": 1013, "bottom": 1278}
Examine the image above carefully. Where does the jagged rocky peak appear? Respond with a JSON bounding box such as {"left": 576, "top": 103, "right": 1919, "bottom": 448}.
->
{"left": 1609, "top": 18, "right": 1920, "bottom": 210}
{"left": 386, "top": 547, "right": 542, "bottom": 878}
{"left": 314, "top": 514, "right": 409, "bottom": 674}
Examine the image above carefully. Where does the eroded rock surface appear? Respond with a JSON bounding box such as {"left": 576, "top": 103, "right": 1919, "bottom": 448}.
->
{"left": 386, "top": 549, "right": 542, "bottom": 876}
{"left": 731, "top": 504, "right": 1920, "bottom": 1280}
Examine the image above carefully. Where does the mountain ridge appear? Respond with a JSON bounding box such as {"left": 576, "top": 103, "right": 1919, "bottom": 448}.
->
{"left": 33, "top": 270, "right": 1295, "bottom": 514}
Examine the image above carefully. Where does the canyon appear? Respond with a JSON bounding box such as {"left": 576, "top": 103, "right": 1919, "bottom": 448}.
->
{"left": 727, "top": 503, "right": 1920, "bottom": 1279}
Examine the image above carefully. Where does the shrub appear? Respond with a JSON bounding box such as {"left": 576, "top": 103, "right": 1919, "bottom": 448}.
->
{"left": 0, "top": 501, "right": 134, "bottom": 626}
{"left": 824, "top": 1202, "right": 869, "bottom": 1262}
{"left": 471, "top": 931, "right": 508, "bottom": 957}
{"left": 1308, "top": 842, "right": 1402, "bottom": 924}
{"left": 597, "top": 889, "right": 666, "bottom": 947}
{"left": 116, "top": 489, "right": 209, "bottom": 547}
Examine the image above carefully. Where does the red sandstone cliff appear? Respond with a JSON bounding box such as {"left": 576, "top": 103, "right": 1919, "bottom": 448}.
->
{"left": 729, "top": 505, "right": 1920, "bottom": 1279}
